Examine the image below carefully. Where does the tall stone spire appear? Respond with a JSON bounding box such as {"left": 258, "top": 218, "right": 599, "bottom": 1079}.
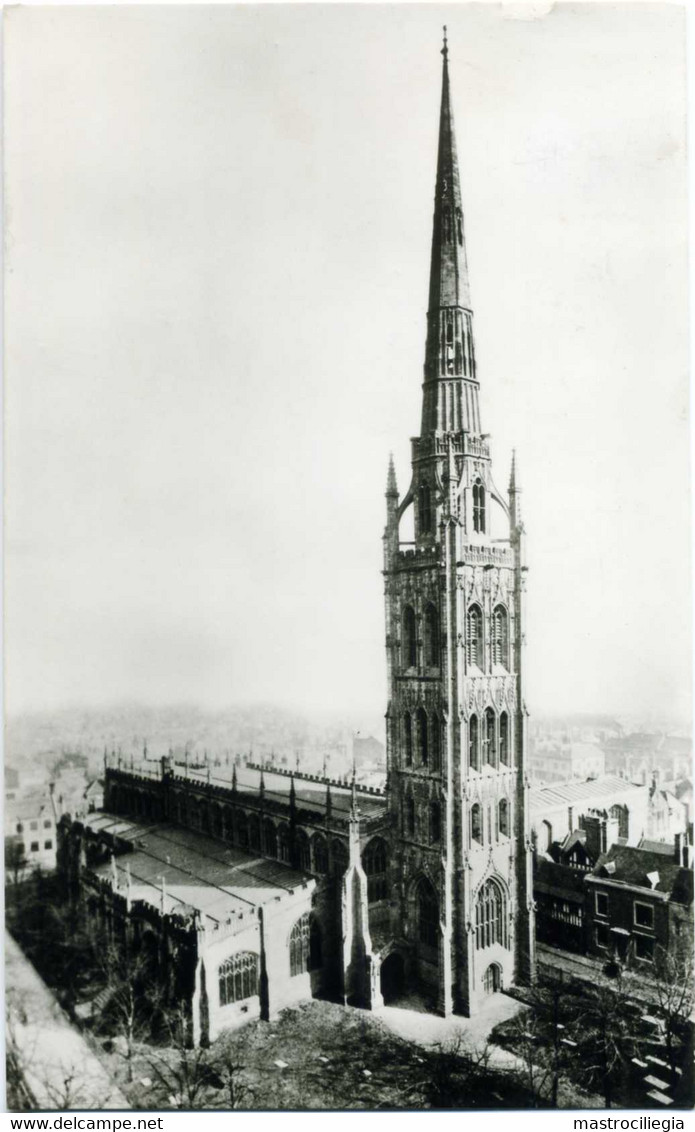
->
{"left": 422, "top": 29, "right": 479, "bottom": 436}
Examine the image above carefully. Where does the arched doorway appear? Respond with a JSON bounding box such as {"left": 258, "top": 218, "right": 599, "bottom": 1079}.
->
{"left": 380, "top": 953, "right": 405, "bottom": 1004}
{"left": 483, "top": 963, "right": 502, "bottom": 995}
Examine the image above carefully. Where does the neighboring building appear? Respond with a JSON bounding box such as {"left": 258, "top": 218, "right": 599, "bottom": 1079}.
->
{"left": 534, "top": 858, "right": 585, "bottom": 954}
{"left": 585, "top": 839, "right": 693, "bottom": 970}
{"left": 530, "top": 775, "right": 648, "bottom": 853}
{"left": 58, "top": 36, "right": 535, "bottom": 1038}
{"left": 530, "top": 741, "right": 605, "bottom": 785}
{"left": 646, "top": 779, "right": 688, "bottom": 844}
{"left": 5, "top": 789, "right": 58, "bottom": 875}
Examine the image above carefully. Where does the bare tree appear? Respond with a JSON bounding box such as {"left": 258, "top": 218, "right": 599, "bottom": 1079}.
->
{"left": 576, "top": 976, "right": 637, "bottom": 1108}
{"left": 93, "top": 941, "right": 161, "bottom": 1082}
{"left": 146, "top": 1002, "right": 213, "bottom": 1109}
{"left": 651, "top": 941, "right": 694, "bottom": 1086}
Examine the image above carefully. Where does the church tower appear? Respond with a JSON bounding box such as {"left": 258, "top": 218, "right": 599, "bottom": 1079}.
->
{"left": 383, "top": 31, "right": 535, "bottom": 1016}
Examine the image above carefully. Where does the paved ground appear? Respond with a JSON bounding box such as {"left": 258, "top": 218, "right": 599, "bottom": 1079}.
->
{"left": 5, "top": 932, "right": 130, "bottom": 1111}
{"left": 378, "top": 990, "right": 525, "bottom": 1071}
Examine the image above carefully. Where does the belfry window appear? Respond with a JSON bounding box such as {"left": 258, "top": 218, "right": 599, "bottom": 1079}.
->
{"left": 472, "top": 480, "right": 486, "bottom": 533}
{"left": 485, "top": 708, "right": 496, "bottom": 767}
{"left": 471, "top": 803, "right": 483, "bottom": 844}
{"left": 417, "top": 707, "right": 428, "bottom": 766}
{"left": 219, "top": 952, "right": 259, "bottom": 1006}
{"left": 403, "top": 606, "right": 417, "bottom": 668}
{"left": 404, "top": 713, "right": 413, "bottom": 766}
{"left": 467, "top": 605, "right": 482, "bottom": 668}
{"left": 476, "top": 880, "right": 508, "bottom": 950}
{"left": 424, "top": 603, "right": 439, "bottom": 667}
{"left": 492, "top": 606, "right": 509, "bottom": 668}
{"left": 469, "top": 714, "right": 479, "bottom": 771}
{"left": 289, "top": 913, "right": 310, "bottom": 977}
{"left": 499, "top": 713, "right": 509, "bottom": 766}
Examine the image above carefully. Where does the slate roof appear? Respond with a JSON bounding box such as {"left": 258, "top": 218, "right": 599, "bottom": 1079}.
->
{"left": 590, "top": 843, "right": 693, "bottom": 904}
{"left": 83, "top": 812, "right": 314, "bottom": 930}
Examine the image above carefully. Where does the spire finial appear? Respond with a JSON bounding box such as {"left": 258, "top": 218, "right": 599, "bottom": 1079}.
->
{"left": 442, "top": 25, "right": 448, "bottom": 60}
{"left": 386, "top": 452, "right": 398, "bottom": 498}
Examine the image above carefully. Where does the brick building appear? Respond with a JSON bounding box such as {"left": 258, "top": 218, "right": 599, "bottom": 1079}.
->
{"left": 58, "top": 35, "right": 535, "bottom": 1038}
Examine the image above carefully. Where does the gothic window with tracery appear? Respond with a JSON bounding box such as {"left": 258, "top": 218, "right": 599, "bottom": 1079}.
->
{"left": 475, "top": 879, "right": 508, "bottom": 950}
{"left": 469, "top": 714, "right": 479, "bottom": 771}
{"left": 219, "top": 952, "right": 259, "bottom": 1006}
{"left": 403, "top": 606, "right": 417, "bottom": 668}
{"left": 485, "top": 708, "right": 496, "bottom": 767}
{"left": 424, "top": 603, "right": 439, "bottom": 666}
{"left": 313, "top": 833, "right": 328, "bottom": 873}
{"left": 472, "top": 479, "right": 486, "bottom": 533}
{"left": 363, "top": 837, "right": 388, "bottom": 902}
{"left": 467, "top": 605, "right": 482, "bottom": 668}
{"left": 417, "top": 707, "right": 429, "bottom": 766}
{"left": 499, "top": 713, "right": 509, "bottom": 766}
{"left": 248, "top": 813, "right": 261, "bottom": 852}
{"left": 331, "top": 838, "right": 348, "bottom": 876}
{"left": 289, "top": 913, "right": 310, "bottom": 977}
{"left": 264, "top": 819, "right": 277, "bottom": 858}
{"left": 492, "top": 606, "right": 509, "bottom": 668}
{"left": 278, "top": 824, "right": 291, "bottom": 864}
{"left": 296, "top": 828, "right": 311, "bottom": 871}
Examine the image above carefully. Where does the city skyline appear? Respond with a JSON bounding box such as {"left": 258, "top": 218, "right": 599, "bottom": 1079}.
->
{"left": 5, "top": 4, "right": 689, "bottom": 723}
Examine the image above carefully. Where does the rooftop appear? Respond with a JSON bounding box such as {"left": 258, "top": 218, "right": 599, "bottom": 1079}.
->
{"left": 591, "top": 843, "right": 692, "bottom": 903}
{"left": 530, "top": 775, "right": 644, "bottom": 810}
{"left": 83, "top": 812, "right": 314, "bottom": 932}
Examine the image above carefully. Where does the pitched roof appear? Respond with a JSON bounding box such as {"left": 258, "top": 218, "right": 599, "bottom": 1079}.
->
{"left": 530, "top": 775, "right": 643, "bottom": 811}
{"left": 591, "top": 843, "right": 692, "bottom": 903}
{"left": 534, "top": 858, "right": 586, "bottom": 901}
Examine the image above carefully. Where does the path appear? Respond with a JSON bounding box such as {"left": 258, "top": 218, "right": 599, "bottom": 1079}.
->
{"left": 378, "top": 990, "right": 526, "bottom": 1072}
{"left": 6, "top": 931, "right": 129, "bottom": 1111}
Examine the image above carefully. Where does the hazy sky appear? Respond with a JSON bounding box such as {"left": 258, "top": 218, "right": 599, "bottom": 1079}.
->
{"left": 5, "top": 4, "right": 689, "bottom": 725}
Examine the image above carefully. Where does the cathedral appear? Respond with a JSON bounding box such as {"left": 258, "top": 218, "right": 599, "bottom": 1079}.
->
{"left": 58, "top": 35, "right": 535, "bottom": 1044}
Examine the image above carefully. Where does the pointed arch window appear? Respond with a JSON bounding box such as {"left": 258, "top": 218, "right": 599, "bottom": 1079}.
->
{"left": 456, "top": 208, "right": 463, "bottom": 245}
{"left": 236, "top": 811, "right": 249, "bottom": 851}
{"left": 471, "top": 803, "right": 483, "bottom": 845}
{"left": 417, "top": 880, "right": 439, "bottom": 949}
{"left": 417, "top": 707, "right": 428, "bottom": 766}
{"left": 331, "top": 838, "right": 348, "bottom": 876}
{"left": 313, "top": 833, "right": 328, "bottom": 874}
{"left": 248, "top": 813, "right": 261, "bottom": 853}
{"left": 419, "top": 484, "right": 432, "bottom": 535}
{"left": 492, "top": 606, "right": 509, "bottom": 668}
{"left": 476, "top": 879, "right": 508, "bottom": 950}
{"left": 278, "top": 824, "right": 291, "bottom": 864}
{"left": 472, "top": 479, "right": 486, "bottom": 534}
{"left": 404, "top": 712, "right": 413, "bottom": 767}
{"left": 289, "top": 913, "right": 311, "bottom": 977}
{"left": 431, "top": 715, "right": 441, "bottom": 771}
{"left": 442, "top": 205, "right": 452, "bottom": 242}
{"left": 469, "top": 714, "right": 479, "bottom": 771}
{"left": 363, "top": 837, "right": 388, "bottom": 902}
{"left": 424, "top": 603, "right": 439, "bottom": 667}
{"left": 403, "top": 606, "right": 417, "bottom": 669}
{"left": 467, "top": 605, "right": 482, "bottom": 668}
{"left": 430, "top": 801, "right": 441, "bottom": 845}
{"left": 485, "top": 708, "right": 496, "bottom": 767}
{"left": 296, "top": 828, "right": 311, "bottom": 871}
{"left": 498, "top": 798, "right": 509, "bottom": 838}
{"left": 219, "top": 952, "right": 259, "bottom": 1006}
{"left": 499, "top": 713, "right": 509, "bottom": 766}
{"left": 263, "top": 819, "right": 277, "bottom": 858}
